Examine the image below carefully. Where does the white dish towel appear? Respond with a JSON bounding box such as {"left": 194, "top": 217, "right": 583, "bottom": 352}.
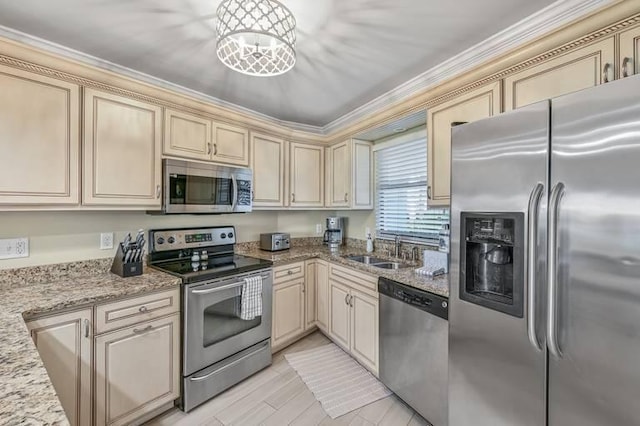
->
{"left": 240, "top": 275, "right": 263, "bottom": 320}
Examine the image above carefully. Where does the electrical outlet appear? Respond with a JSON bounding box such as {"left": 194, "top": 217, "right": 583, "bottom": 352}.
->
{"left": 100, "top": 232, "right": 114, "bottom": 250}
{"left": 315, "top": 224, "right": 322, "bottom": 235}
{"left": 0, "top": 238, "right": 29, "bottom": 259}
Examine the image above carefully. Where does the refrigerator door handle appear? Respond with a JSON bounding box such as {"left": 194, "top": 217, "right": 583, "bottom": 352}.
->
{"left": 547, "top": 182, "right": 565, "bottom": 358}
{"left": 527, "top": 182, "right": 544, "bottom": 351}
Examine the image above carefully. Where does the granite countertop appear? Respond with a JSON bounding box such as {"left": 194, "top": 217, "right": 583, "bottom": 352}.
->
{"left": 0, "top": 259, "right": 181, "bottom": 426}
{"left": 237, "top": 245, "right": 449, "bottom": 298}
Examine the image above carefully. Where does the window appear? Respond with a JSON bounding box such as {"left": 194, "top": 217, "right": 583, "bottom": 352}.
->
{"left": 375, "top": 130, "right": 449, "bottom": 244}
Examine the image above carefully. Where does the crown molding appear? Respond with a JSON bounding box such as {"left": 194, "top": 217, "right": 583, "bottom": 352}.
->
{"left": 0, "top": 0, "right": 619, "bottom": 138}
{"left": 321, "top": 0, "right": 617, "bottom": 135}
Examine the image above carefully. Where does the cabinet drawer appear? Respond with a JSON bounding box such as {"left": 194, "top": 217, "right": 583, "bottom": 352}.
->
{"left": 273, "top": 262, "right": 305, "bottom": 283}
{"left": 329, "top": 263, "right": 378, "bottom": 295}
{"left": 95, "top": 288, "right": 180, "bottom": 334}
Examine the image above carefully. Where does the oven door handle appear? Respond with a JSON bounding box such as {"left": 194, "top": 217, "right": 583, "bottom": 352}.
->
{"left": 189, "top": 341, "right": 270, "bottom": 382}
{"left": 191, "top": 280, "right": 245, "bottom": 295}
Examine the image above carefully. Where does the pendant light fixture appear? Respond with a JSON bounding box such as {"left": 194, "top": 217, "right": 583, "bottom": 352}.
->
{"left": 216, "top": 0, "right": 297, "bottom": 77}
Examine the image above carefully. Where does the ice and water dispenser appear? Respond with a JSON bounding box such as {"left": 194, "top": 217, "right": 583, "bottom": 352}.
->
{"left": 459, "top": 213, "right": 524, "bottom": 317}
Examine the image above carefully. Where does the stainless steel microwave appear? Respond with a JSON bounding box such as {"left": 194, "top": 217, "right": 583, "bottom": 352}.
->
{"left": 159, "top": 159, "right": 252, "bottom": 214}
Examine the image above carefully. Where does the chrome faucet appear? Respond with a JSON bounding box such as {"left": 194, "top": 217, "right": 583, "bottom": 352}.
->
{"left": 394, "top": 235, "right": 401, "bottom": 258}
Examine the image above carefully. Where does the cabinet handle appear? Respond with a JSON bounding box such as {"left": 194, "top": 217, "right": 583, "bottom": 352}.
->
{"left": 622, "top": 57, "right": 633, "bottom": 78}
{"left": 287, "top": 270, "right": 293, "bottom": 275}
{"left": 349, "top": 295, "right": 353, "bottom": 307}
{"left": 207, "top": 142, "right": 212, "bottom": 155}
{"left": 133, "top": 325, "right": 154, "bottom": 334}
{"left": 213, "top": 144, "right": 218, "bottom": 156}
{"left": 139, "top": 305, "right": 148, "bottom": 313}
{"left": 156, "top": 185, "right": 161, "bottom": 198}
{"left": 291, "top": 193, "right": 295, "bottom": 203}
{"left": 603, "top": 63, "right": 612, "bottom": 83}
{"left": 302, "top": 284, "right": 305, "bottom": 293}
{"left": 83, "top": 319, "right": 90, "bottom": 338}
{"left": 427, "top": 185, "right": 432, "bottom": 200}
{"left": 344, "top": 192, "right": 348, "bottom": 202}
{"left": 345, "top": 294, "right": 349, "bottom": 305}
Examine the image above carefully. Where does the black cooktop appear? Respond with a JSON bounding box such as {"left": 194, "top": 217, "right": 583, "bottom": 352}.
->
{"left": 151, "top": 254, "right": 272, "bottom": 284}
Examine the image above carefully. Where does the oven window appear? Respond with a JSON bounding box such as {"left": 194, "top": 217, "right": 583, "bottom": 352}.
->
{"left": 202, "top": 290, "right": 262, "bottom": 347}
{"left": 169, "top": 174, "right": 233, "bottom": 205}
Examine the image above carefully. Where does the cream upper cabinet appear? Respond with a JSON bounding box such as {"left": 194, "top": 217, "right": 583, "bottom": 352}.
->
{"left": 27, "top": 309, "right": 92, "bottom": 426}
{"left": 350, "top": 289, "right": 379, "bottom": 374}
{"left": 304, "top": 260, "right": 317, "bottom": 329}
{"left": 250, "top": 132, "right": 287, "bottom": 207}
{"left": 620, "top": 26, "right": 640, "bottom": 78}
{"left": 329, "top": 280, "right": 351, "bottom": 349}
{"left": 95, "top": 313, "right": 180, "bottom": 426}
{"left": 504, "top": 37, "right": 616, "bottom": 110}
{"left": 0, "top": 65, "right": 80, "bottom": 205}
{"left": 427, "top": 81, "right": 501, "bottom": 206}
{"left": 326, "top": 139, "right": 373, "bottom": 209}
{"left": 163, "top": 109, "right": 212, "bottom": 161}
{"left": 272, "top": 277, "right": 305, "bottom": 350}
{"left": 212, "top": 122, "right": 249, "bottom": 166}
{"left": 315, "top": 260, "right": 330, "bottom": 332}
{"left": 327, "top": 140, "right": 350, "bottom": 207}
{"left": 289, "top": 142, "right": 324, "bottom": 207}
{"left": 83, "top": 88, "right": 162, "bottom": 207}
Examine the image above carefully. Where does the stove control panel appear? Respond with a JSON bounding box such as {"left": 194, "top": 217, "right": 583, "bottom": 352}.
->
{"left": 149, "top": 226, "right": 236, "bottom": 252}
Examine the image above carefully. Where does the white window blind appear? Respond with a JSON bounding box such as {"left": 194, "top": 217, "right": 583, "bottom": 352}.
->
{"left": 375, "top": 137, "right": 449, "bottom": 244}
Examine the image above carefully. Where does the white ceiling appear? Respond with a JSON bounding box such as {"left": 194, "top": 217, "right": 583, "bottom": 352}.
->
{"left": 0, "top": 0, "right": 559, "bottom": 127}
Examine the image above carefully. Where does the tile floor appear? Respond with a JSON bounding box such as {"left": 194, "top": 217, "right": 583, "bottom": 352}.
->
{"left": 146, "top": 332, "right": 428, "bottom": 426}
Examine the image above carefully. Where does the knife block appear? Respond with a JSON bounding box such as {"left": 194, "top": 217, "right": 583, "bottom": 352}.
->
{"left": 111, "top": 244, "right": 143, "bottom": 278}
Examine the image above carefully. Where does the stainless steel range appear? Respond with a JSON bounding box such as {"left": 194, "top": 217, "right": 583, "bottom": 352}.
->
{"left": 148, "top": 226, "right": 273, "bottom": 412}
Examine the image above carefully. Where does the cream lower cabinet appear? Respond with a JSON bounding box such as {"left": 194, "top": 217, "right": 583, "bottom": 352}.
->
{"left": 289, "top": 142, "right": 324, "bottom": 207}
{"left": 0, "top": 65, "right": 80, "bottom": 205}
{"left": 326, "top": 139, "right": 373, "bottom": 209}
{"left": 328, "top": 263, "right": 379, "bottom": 375}
{"left": 83, "top": 88, "right": 162, "bottom": 207}
{"left": 620, "top": 25, "right": 640, "bottom": 78}
{"left": 250, "top": 132, "right": 287, "bottom": 207}
{"left": 94, "top": 313, "right": 180, "bottom": 426}
{"left": 272, "top": 262, "right": 308, "bottom": 351}
{"left": 27, "top": 309, "right": 92, "bottom": 426}
{"left": 504, "top": 37, "right": 615, "bottom": 110}
{"left": 313, "top": 260, "right": 330, "bottom": 332}
{"left": 427, "top": 81, "right": 501, "bottom": 206}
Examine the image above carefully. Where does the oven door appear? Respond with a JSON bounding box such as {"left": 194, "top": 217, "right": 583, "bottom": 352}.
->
{"left": 184, "top": 269, "right": 272, "bottom": 375}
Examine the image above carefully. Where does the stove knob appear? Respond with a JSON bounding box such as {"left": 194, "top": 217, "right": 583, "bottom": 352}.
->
{"left": 157, "top": 237, "right": 165, "bottom": 245}
{"left": 228, "top": 232, "right": 234, "bottom": 238}
{"left": 220, "top": 233, "right": 226, "bottom": 239}
{"left": 168, "top": 236, "right": 176, "bottom": 244}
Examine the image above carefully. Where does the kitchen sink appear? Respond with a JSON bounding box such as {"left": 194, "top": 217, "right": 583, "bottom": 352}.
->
{"left": 344, "top": 255, "right": 411, "bottom": 270}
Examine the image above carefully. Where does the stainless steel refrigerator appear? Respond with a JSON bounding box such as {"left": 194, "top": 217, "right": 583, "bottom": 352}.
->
{"left": 449, "top": 74, "right": 640, "bottom": 426}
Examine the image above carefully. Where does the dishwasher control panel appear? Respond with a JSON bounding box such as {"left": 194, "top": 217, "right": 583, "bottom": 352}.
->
{"left": 378, "top": 277, "right": 448, "bottom": 320}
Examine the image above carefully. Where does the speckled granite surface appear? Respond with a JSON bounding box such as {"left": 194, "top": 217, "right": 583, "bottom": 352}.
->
{"left": 0, "top": 261, "right": 181, "bottom": 426}
{"left": 236, "top": 245, "right": 449, "bottom": 298}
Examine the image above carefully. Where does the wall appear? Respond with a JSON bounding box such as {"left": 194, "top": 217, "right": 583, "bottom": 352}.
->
{"left": 0, "top": 210, "right": 330, "bottom": 269}
{"left": 338, "top": 210, "right": 376, "bottom": 241}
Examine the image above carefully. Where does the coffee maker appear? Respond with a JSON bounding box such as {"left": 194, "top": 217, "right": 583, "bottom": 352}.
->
{"left": 323, "top": 217, "right": 346, "bottom": 251}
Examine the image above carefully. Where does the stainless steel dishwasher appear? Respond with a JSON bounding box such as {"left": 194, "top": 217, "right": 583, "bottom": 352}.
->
{"left": 379, "top": 277, "right": 448, "bottom": 426}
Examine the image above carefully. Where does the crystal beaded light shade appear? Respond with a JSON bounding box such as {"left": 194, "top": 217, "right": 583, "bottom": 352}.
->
{"left": 216, "top": 0, "right": 297, "bottom": 77}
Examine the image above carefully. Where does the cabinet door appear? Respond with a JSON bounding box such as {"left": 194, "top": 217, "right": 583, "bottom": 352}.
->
{"left": 95, "top": 314, "right": 180, "bottom": 426}
{"left": 212, "top": 122, "right": 249, "bottom": 166}
{"left": 351, "top": 139, "right": 374, "bottom": 209}
{"left": 27, "top": 309, "right": 92, "bottom": 426}
{"left": 350, "top": 289, "right": 379, "bottom": 374}
{"left": 329, "top": 280, "right": 351, "bottom": 350}
{"left": 504, "top": 37, "right": 615, "bottom": 110}
{"left": 83, "top": 88, "right": 162, "bottom": 207}
{"left": 315, "top": 260, "right": 330, "bottom": 332}
{"left": 427, "top": 82, "right": 501, "bottom": 206}
{"left": 250, "top": 133, "right": 286, "bottom": 207}
{"left": 327, "top": 140, "right": 351, "bottom": 207}
{"left": 304, "top": 261, "right": 317, "bottom": 329}
{"left": 620, "top": 25, "right": 640, "bottom": 78}
{"left": 289, "top": 142, "right": 324, "bottom": 207}
{"left": 0, "top": 65, "right": 80, "bottom": 205}
{"left": 163, "top": 108, "right": 212, "bottom": 161}
{"left": 272, "top": 278, "right": 305, "bottom": 349}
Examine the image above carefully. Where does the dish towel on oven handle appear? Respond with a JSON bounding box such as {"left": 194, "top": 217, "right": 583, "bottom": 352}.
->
{"left": 240, "top": 275, "right": 263, "bottom": 320}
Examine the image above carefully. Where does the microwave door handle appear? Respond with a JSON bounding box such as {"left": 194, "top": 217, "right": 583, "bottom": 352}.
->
{"left": 231, "top": 174, "right": 238, "bottom": 212}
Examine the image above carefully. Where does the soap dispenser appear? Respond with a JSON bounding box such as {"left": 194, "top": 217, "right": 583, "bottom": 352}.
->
{"left": 366, "top": 232, "right": 374, "bottom": 253}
